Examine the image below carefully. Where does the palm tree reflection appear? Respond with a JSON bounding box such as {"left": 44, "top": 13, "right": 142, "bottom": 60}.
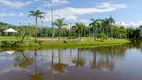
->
{"left": 91, "top": 47, "right": 115, "bottom": 71}
{"left": 14, "top": 50, "right": 34, "bottom": 68}
{"left": 28, "top": 50, "right": 44, "bottom": 80}
{"left": 53, "top": 49, "right": 68, "bottom": 72}
{"left": 91, "top": 49, "right": 97, "bottom": 69}
{"left": 72, "top": 49, "right": 85, "bottom": 67}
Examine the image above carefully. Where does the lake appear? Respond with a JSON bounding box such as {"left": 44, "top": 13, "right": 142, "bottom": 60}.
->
{"left": 0, "top": 41, "right": 142, "bottom": 80}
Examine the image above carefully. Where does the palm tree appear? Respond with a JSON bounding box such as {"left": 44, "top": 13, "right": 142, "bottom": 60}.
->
{"left": 53, "top": 18, "right": 67, "bottom": 41}
{"left": 28, "top": 10, "right": 45, "bottom": 42}
{"left": 104, "top": 18, "right": 109, "bottom": 37}
{"left": 101, "top": 19, "right": 107, "bottom": 34}
{"left": 89, "top": 19, "right": 98, "bottom": 40}
{"left": 73, "top": 23, "right": 85, "bottom": 39}
{"left": 82, "top": 24, "right": 87, "bottom": 37}
{"left": 108, "top": 16, "right": 115, "bottom": 40}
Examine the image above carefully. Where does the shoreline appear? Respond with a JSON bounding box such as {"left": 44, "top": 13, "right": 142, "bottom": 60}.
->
{"left": 0, "top": 39, "right": 130, "bottom": 50}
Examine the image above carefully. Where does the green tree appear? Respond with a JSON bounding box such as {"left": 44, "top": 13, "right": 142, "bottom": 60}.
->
{"left": 73, "top": 23, "right": 87, "bottom": 39}
{"left": 53, "top": 18, "right": 67, "bottom": 40}
{"left": 89, "top": 18, "right": 98, "bottom": 40}
{"left": 108, "top": 16, "right": 115, "bottom": 39}
{"left": 28, "top": 10, "right": 45, "bottom": 42}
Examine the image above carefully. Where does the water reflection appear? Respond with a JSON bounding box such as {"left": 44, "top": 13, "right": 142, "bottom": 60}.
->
{"left": 0, "top": 42, "right": 142, "bottom": 80}
{"left": 72, "top": 49, "right": 86, "bottom": 67}
{"left": 53, "top": 49, "right": 68, "bottom": 72}
{"left": 28, "top": 50, "right": 44, "bottom": 80}
{"left": 14, "top": 50, "right": 34, "bottom": 68}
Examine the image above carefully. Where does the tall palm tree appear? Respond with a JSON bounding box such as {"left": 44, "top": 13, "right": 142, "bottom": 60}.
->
{"left": 96, "top": 19, "right": 103, "bottom": 34}
{"left": 53, "top": 18, "right": 67, "bottom": 41}
{"left": 101, "top": 19, "right": 107, "bottom": 34}
{"left": 74, "top": 23, "right": 85, "bottom": 39}
{"left": 104, "top": 18, "right": 109, "bottom": 37}
{"left": 28, "top": 10, "right": 45, "bottom": 42}
{"left": 82, "top": 24, "right": 87, "bottom": 37}
{"left": 89, "top": 19, "right": 98, "bottom": 40}
{"left": 108, "top": 16, "right": 115, "bottom": 40}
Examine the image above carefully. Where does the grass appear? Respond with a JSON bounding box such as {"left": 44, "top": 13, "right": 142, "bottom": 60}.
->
{"left": 0, "top": 36, "right": 34, "bottom": 41}
{"left": 0, "top": 36, "right": 130, "bottom": 50}
{"left": 20, "top": 38, "right": 130, "bottom": 49}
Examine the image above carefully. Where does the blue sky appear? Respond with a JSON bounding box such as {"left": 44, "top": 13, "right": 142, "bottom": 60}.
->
{"left": 0, "top": 0, "right": 142, "bottom": 28}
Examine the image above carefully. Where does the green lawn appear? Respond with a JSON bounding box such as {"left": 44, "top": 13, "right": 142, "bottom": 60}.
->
{"left": 20, "top": 38, "right": 130, "bottom": 49}
{"left": 0, "top": 36, "right": 34, "bottom": 41}
{"left": 0, "top": 36, "right": 130, "bottom": 49}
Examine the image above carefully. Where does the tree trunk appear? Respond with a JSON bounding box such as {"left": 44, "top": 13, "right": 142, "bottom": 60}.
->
{"left": 51, "top": 49, "right": 54, "bottom": 80}
{"left": 51, "top": 5, "right": 54, "bottom": 41}
{"left": 35, "top": 17, "right": 37, "bottom": 42}
{"left": 111, "top": 25, "right": 113, "bottom": 40}
{"left": 93, "top": 27, "right": 96, "bottom": 40}
{"left": 95, "top": 27, "right": 98, "bottom": 40}
{"left": 58, "top": 49, "right": 61, "bottom": 64}
{"left": 84, "top": 30, "right": 85, "bottom": 37}
{"left": 78, "top": 30, "right": 80, "bottom": 39}
{"left": 34, "top": 50, "right": 37, "bottom": 75}
{"left": 59, "top": 28, "right": 61, "bottom": 41}
{"left": 89, "top": 27, "right": 90, "bottom": 37}
{"left": 81, "top": 30, "right": 82, "bottom": 38}
{"left": 107, "top": 25, "right": 108, "bottom": 38}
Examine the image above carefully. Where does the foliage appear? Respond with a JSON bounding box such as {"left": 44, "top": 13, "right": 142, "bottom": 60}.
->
{"left": 68, "top": 36, "right": 77, "bottom": 39}
{"left": 97, "top": 33, "right": 108, "bottom": 41}
{"left": 28, "top": 10, "right": 45, "bottom": 42}
{"left": 53, "top": 18, "right": 67, "bottom": 40}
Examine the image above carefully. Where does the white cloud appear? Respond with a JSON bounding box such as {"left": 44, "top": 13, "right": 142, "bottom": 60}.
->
{"left": 52, "top": 0, "right": 69, "bottom": 4}
{"left": 42, "top": 0, "right": 69, "bottom": 8}
{"left": 33, "top": 0, "right": 40, "bottom": 2}
{"left": 43, "top": 2, "right": 128, "bottom": 22}
{"left": 0, "top": 0, "right": 33, "bottom": 8}
{"left": 19, "top": 13, "right": 24, "bottom": 16}
{"left": 116, "top": 21, "right": 142, "bottom": 28}
{"left": 0, "top": 13, "right": 24, "bottom": 17}
{"left": 96, "top": 2, "right": 128, "bottom": 9}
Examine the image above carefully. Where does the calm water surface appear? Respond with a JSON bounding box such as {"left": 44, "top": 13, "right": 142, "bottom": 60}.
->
{"left": 0, "top": 41, "right": 142, "bottom": 80}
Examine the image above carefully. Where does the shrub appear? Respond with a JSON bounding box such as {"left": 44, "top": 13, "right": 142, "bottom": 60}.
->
{"left": 97, "top": 33, "right": 108, "bottom": 41}
{"left": 68, "top": 36, "right": 77, "bottom": 39}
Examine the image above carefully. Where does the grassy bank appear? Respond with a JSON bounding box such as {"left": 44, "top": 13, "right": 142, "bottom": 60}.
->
{"left": 19, "top": 38, "right": 130, "bottom": 49}
{"left": 0, "top": 36, "right": 130, "bottom": 50}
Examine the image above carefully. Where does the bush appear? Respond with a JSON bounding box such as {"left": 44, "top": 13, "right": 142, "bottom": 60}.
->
{"left": 1, "top": 41, "right": 20, "bottom": 47}
{"left": 97, "top": 33, "right": 108, "bottom": 41}
{"left": 68, "top": 36, "right": 77, "bottom": 39}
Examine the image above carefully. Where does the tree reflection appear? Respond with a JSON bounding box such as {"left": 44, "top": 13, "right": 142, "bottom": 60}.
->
{"left": 53, "top": 49, "right": 68, "bottom": 72}
{"left": 72, "top": 49, "right": 85, "bottom": 67}
{"left": 92, "top": 45, "right": 127, "bottom": 56}
{"left": 28, "top": 50, "right": 44, "bottom": 80}
{"left": 14, "top": 50, "right": 34, "bottom": 68}
{"left": 91, "top": 46, "right": 115, "bottom": 71}
{"left": 96, "top": 55, "right": 114, "bottom": 71}
{"left": 91, "top": 49, "right": 96, "bottom": 69}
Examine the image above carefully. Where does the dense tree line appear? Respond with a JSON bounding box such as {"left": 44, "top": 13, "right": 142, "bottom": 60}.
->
{"left": 0, "top": 16, "right": 142, "bottom": 40}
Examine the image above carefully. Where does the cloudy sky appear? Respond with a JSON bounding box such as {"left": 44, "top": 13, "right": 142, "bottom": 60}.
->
{"left": 0, "top": 0, "right": 142, "bottom": 28}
